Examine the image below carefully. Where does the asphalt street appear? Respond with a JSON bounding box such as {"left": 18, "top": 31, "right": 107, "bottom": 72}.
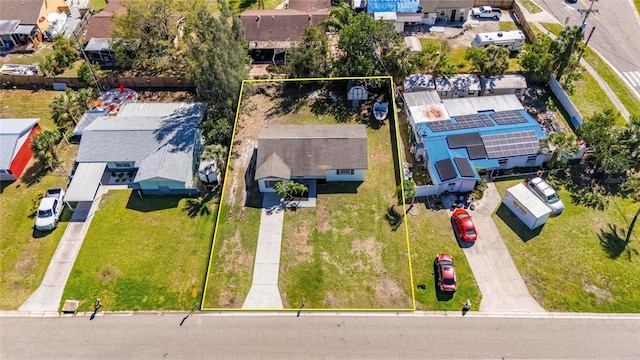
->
{"left": 534, "top": 0, "right": 640, "bottom": 93}
{"left": 1, "top": 312, "right": 639, "bottom": 359}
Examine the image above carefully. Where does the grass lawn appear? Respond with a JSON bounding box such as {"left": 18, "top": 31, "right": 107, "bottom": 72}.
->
{"left": 499, "top": 22, "right": 520, "bottom": 32}
{"left": 227, "top": 0, "right": 281, "bottom": 12}
{"left": 518, "top": 0, "right": 543, "bottom": 14}
{"left": 1, "top": 46, "right": 54, "bottom": 66}
{"left": 88, "top": 0, "right": 106, "bottom": 11}
{"left": 420, "top": 38, "right": 521, "bottom": 73}
{"left": 60, "top": 190, "right": 216, "bottom": 311}
{"left": 0, "top": 90, "right": 76, "bottom": 310}
{"left": 493, "top": 179, "right": 640, "bottom": 312}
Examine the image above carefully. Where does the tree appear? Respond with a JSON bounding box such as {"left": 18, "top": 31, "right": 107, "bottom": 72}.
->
{"left": 332, "top": 13, "right": 398, "bottom": 77}
{"left": 111, "top": 0, "right": 187, "bottom": 75}
{"left": 40, "top": 35, "right": 79, "bottom": 76}
{"left": 323, "top": 2, "right": 352, "bottom": 32}
{"left": 520, "top": 34, "right": 555, "bottom": 81}
{"left": 541, "top": 131, "right": 580, "bottom": 168}
{"left": 50, "top": 88, "right": 96, "bottom": 128}
{"left": 464, "top": 45, "right": 509, "bottom": 78}
{"left": 30, "top": 129, "right": 61, "bottom": 169}
{"left": 551, "top": 26, "right": 584, "bottom": 82}
{"left": 286, "top": 26, "right": 330, "bottom": 78}
{"left": 184, "top": 0, "right": 248, "bottom": 128}
{"left": 201, "top": 143, "right": 228, "bottom": 175}
{"left": 397, "top": 180, "right": 416, "bottom": 211}
{"left": 274, "top": 181, "right": 308, "bottom": 201}
{"left": 622, "top": 172, "right": 640, "bottom": 201}
{"left": 77, "top": 61, "right": 100, "bottom": 87}
{"left": 382, "top": 45, "right": 416, "bottom": 83}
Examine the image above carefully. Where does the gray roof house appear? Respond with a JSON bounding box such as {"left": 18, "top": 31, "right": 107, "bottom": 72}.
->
{"left": 65, "top": 102, "right": 205, "bottom": 202}
{"left": 254, "top": 124, "right": 368, "bottom": 192}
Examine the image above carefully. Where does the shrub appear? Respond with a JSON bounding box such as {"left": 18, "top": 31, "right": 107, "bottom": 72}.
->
{"left": 28, "top": 190, "right": 46, "bottom": 218}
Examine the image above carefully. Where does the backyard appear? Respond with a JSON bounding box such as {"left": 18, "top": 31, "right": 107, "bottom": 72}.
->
{"left": 493, "top": 179, "right": 640, "bottom": 312}
{"left": 60, "top": 190, "right": 216, "bottom": 311}
{"left": 203, "top": 79, "right": 415, "bottom": 309}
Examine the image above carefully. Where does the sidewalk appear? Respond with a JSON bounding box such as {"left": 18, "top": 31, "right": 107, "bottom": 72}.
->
{"left": 517, "top": 3, "right": 631, "bottom": 121}
{"left": 19, "top": 187, "right": 106, "bottom": 313}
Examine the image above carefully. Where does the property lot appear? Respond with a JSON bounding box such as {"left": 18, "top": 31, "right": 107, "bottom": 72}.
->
{"left": 60, "top": 190, "right": 216, "bottom": 311}
{"left": 493, "top": 179, "right": 640, "bottom": 313}
{"left": 203, "top": 79, "right": 414, "bottom": 309}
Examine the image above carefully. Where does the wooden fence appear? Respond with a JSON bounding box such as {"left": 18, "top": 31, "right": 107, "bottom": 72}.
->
{"left": 512, "top": 1, "right": 538, "bottom": 44}
{"left": 0, "top": 75, "right": 195, "bottom": 90}
{"left": 473, "top": 0, "right": 514, "bottom": 9}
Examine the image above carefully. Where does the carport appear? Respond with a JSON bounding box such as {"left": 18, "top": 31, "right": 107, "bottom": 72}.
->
{"left": 65, "top": 162, "right": 107, "bottom": 206}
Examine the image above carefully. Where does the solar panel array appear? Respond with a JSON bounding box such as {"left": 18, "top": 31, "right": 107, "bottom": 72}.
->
{"left": 454, "top": 158, "right": 475, "bottom": 178}
{"left": 490, "top": 110, "right": 528, "bottom": 125}
{"left": 482, "top": 131, "right": 540, "bottom": 158}
{"left": 435, "top": 158, "right": 457, "bottom": 181}
{"left": 426, "top": 114, "right": 492, "bottom": 132}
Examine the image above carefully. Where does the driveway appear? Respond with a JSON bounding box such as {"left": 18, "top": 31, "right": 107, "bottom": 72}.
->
{"left": 459, "top": 182, "right": 545, "bottom": 312}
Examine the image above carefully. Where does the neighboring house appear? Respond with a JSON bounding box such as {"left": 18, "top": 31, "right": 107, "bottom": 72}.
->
{"left": 367, "top": 0, "right": 422, "bottom": 33}
{"left": 64, "top": 102, "right": 205, "bottom": 202}
{"left": 0, "top": 118, "right": 40, "bottom": 181}
{"left": 254, "top": 125, "right": 368, "bottom": 192}
{"left": 419, "top": 0, "right": 472, "bottom": 24}
{"left": 404, "top": 73, "right": 481, "bottom": 98}
{"left": 240, "top": 0, "right": 330, "bottom": 65}
{"left": 82, "top": 0, "right": 124, "bottom": 66}
{"left": 0, "top": 0, "right": 69, "bottom": 52}
{"left": 481, "top": 74, "right": 527, "bottom": 97}
{"left": 403, "top": 88, "right": 547, "bottom": 195}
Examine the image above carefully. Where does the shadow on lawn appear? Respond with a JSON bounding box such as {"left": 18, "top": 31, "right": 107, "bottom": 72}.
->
{"left": 125, "top": 193, "right": 181, "bottom": 212}
{"left": 598, "top": 223, "right": 639, "bottom": 260}
{"left": 385, "top": 205, "right": 404, "bottom": 232}
{"left": 494, "top": 204, "right": 543, "bottom": 242}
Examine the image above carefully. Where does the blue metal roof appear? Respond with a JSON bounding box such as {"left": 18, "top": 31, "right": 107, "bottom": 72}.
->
{"left": 421, "top": 109, "right": 545, "bottom": 184}
{"left": 367, "top": 0, "right": 420, "bottom": 14}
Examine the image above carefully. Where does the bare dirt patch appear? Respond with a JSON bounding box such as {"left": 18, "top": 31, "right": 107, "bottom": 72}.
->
{"left": 218, "top": 288, "right": 241, "bottom": 308}
{"left": 375, "top": 276, "right": 410, "bottom": 308}
{"left": 316, "top": 204, "right": 331, "bottom": 233}
{"left": 324, "top": 292, "right": 339, "bottom": 308}
{"left": 286, "top": 219, "right": 314, "bottom": 264}
{"left": 136, "top": 91, "right": 194, "bottom": 102}
{"left": 583, "top": 284, "right": 614, "bottom": 304}
{"left": 220, "top": 229, "right": 253, "bottom": 272}
{"left": 351, "top": 237, "right": 385, "bottom": 274}
{"left": 97, "top": 264, "right": 120, "bottom": 283}
{"left": 14, "top": 240, "right": 40, "bottom": 277}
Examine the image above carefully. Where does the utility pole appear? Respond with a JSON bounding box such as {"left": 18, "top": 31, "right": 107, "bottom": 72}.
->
{"left": 578, "top": 0, "right": 599, "bottom": 31}
{"left": 577, "top": 26, "right": 596, "bottom": 63}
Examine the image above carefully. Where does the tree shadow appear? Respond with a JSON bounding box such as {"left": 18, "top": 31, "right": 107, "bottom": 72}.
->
{"left": 0, "top": 180, "right": 13, "bottom": 194}
{"left": 309, "top": 94, "right": 358, "bottom": 123}
{"left": 20, "top": 161, "right": 51, "bottom": 187}
{"left": 385, "top": 205, "right": 404, "bottom": 232}
{"left": 316, "top": 182, "right": 362, "bottom": 194}
{"left": 182, "top": 193, "right": 216, "bottom": 217}
{"left": 494, "top": 203, "right": 543, "bottom": 242}
{"left": 152, "top": 103, "right": 205, "bottom": 154}
{"left": 598, "top": 223, "right": 638, "bottom": 260}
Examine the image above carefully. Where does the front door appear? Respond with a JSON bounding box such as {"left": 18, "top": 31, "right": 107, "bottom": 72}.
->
{"left": 450, "top": 9, "right": 457, "bottom": 22}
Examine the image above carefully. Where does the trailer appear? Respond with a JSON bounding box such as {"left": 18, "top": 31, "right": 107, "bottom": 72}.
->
{"left": 503, "top": 183, "right": 551, "bottom": 230}
{"left": 471, "top": 30, "right": 526, "bottom": 52}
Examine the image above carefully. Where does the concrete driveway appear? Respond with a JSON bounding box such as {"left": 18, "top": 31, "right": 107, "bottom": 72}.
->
{"left": 459, "top": 182, "right": 545, "bottom": 313}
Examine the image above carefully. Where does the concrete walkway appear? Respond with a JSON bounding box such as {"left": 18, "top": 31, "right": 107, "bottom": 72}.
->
{"left": 242, "top": 193, "right": 285, "bottom": 309}
{"left": 459, "top": 182, "right": 545, "bottom": 312}
{"left": 19, "top": 186, "right": 107, "bottom": 313}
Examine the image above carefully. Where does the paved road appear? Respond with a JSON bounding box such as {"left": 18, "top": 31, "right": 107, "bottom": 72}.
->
{"left": 534, "top": 0, "right": 640, "bottom": 97}
{"left": 1, "top": 312, "right": 639, "bottom": 359}
{"left": 460, "top": 182, "right": 545, "bottom": 312}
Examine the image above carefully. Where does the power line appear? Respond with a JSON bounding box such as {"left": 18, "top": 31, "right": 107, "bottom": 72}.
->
{"left": 578, "top": 0, "right": 599, "bottom": 30}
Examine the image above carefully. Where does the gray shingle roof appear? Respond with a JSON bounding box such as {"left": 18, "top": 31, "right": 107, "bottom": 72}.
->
{"left": 255, "top": 125, "right": 368, "bottom": 179}
{"left": 76, "top": 102, "right": 204, "bottom": 183}
{"left": 254, "top": 152, "right": 291, "bottom": 180}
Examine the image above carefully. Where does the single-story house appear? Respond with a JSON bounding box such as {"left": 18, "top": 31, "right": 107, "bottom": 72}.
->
{"left": 240, "top": 0, "right": 330, "bottom": 65}
{"left": 419, "top": 0, "right": 472, "bottom": 24}
{"left": 0, "top": 118, "right": 40, "bottom": 181}
{"left": 64, "top": 102, "right": 205, "bottom": 202}
{"left": 0, "top": 0, "right": 69, "bottom": 52}
{"left": 367, "top": 0, "right": 423, "bottom": 32}
{"left": 82, "top": 0, "right": 124, "bottom": 66}
{"left": 403, "top": 73, "right": 481, "bottom": 98}
{"left": 254, "top": 124, "right": 368, "bottom": 192}
{"left": 404, "top": 90, "right": 547, "bottom": 195}
{"left": 481, "top": 74, "right": 527, "bottom": 97}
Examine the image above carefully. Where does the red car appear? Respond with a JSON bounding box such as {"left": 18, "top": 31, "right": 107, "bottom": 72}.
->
{"left": 452, "top": 209, "right": 477, "bottom": 242}
{"left": 435, "top": 254, "right": 457, "bottom": 292}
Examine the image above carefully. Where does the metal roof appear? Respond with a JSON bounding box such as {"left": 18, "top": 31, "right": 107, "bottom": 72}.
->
{"left": 403, "top": 90, "right": 441, "bottom": 107}
{"left": 442, "top": 94, "right": 524, "bottom": 117}
{"left": 64, "top": 162, "right": 106, "bottom": 202}
{"left": 73, "top": 109, "right": 108, "bottom": 136}
{"left": 83, "top": 38, "right": 112, "bottom": 52}
{"left": 0, "top": 118, "right": 39, "bottom": 169}
{"left": 482, "top": 74, "right": 527, "bottom": 91}
{"left": 367, "top": 0, "right": 420, "bottom": 14}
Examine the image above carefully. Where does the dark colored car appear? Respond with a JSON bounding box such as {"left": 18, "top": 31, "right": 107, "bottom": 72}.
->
{"left": 436, "top": 254, "right": 457, "bottom": 292}
{"left": 452, "top": 208, "right": 478, "bottom": 242}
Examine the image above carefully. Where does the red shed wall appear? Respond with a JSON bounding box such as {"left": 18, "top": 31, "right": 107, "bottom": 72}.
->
{"left": 9, "top": 124, "right": 41, "bottom": 179}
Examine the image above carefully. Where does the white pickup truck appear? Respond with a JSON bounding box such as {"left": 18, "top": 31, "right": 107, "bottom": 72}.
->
{"left": 35, "top": 188, "right": 65, "bottom": 231}
{"left": 472, "top": 6, "right": 502, "bottom": 19}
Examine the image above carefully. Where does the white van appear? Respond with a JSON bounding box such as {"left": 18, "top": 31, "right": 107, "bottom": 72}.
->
{"left": 471, "top": 30, "right": 526, "bottom": 52}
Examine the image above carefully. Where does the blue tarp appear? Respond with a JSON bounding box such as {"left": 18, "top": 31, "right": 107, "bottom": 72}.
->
{"left": 367, "top": 0, "right": 420, "bottom": 14}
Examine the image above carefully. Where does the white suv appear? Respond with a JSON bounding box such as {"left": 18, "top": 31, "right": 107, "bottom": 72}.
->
{"left": 527, "top": 177, "right": 564, "bottom": 216}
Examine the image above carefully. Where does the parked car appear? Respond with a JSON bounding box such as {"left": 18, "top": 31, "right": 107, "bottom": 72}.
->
{"left": 452, "top": 208, "right": 477, "bottom": 242}
{"left": 471, "top": 6, "right": 502, "bottom": 19}
{"left": 435, "top": 254, "right": 457, "bottom": 292}
{"left": 35, "top": 188, "right": 65, "bottom": 231}
{"left": 526, "top": 177, "right": 564, "bottom": 216}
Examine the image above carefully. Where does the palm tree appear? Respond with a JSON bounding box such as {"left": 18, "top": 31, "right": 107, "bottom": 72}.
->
{"left": 30, "top": 129, "right": 61, "bottom": 169}
{"left": 397, "top": 180, "right": 416, "bottom": 212}
{"left": 50, "top": 88, "right": 96, "bottom": 129}
{"left": 274, "top": 181, "right": 308, "bottom": 201}
{"left": 382, "top": 45, "right": 415, "bottom": 83}
{"left": 543, "top": 132, "right": 580, "bottom": 168}
{"left": 201, "top": 144, "right": 228, "bottom": 176}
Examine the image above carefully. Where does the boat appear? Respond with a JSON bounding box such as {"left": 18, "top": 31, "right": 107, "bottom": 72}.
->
{"left": 373, "top": 101, "right": 388, "bottom": 122}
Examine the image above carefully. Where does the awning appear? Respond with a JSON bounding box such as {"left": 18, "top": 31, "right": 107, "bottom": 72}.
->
{"left": 12, "top": 25, "right": 35, "bottom": 35}
{"left": 374, "top": 12, "right": 397, "bottom": 21}
{"left": 65, "top": 162, "right": 106, "bottom": 202}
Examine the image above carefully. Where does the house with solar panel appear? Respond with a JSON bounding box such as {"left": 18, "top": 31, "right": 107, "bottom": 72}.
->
{"left": 403, "top": 90, "right": 548, "bottom": 195}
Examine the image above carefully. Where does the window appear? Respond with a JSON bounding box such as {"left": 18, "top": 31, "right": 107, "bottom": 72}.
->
{"left": 525, "top": 155, "right": 537, "bottom": 164}
{"left": 113, "top": 162, "right": 133, "bottom": 168}
{"left": 337, "top": 169, "right": 354, "bottom": 175}
{"left": 498, "top": 158, "right": 508, "bottom": 167}
{"left": 468, "top": 91, "right": 475, "bottom": 95}
{"left": 264, "top": 180, "right": 279, "bottom": 188}
{"left": 440, "top": 10, "right": 445, "bottom": 16}
{"left": 441, "top": 91, "right": 448, "bottom": 96}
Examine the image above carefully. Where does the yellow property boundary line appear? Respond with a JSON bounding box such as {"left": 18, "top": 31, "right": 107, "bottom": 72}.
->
{"left": 201, "top": 76, "right": 416, "bottom": 311}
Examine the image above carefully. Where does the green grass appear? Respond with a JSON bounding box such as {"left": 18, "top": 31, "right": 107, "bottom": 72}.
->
{"left": 60, "top": 191, "right": 216, "bottom": 311}
{"left": 636, "top": 0, "right": 640, "bottom": 18}
{"left": 88, "top": 0, "right": 106, "bottom": 11}
{"left": 419, "top": 38, "right": 521, "bottom": 73}
{"left": 499, "top": 22, "right": 520, "bottom": 32}
{"left": 1, "top": 46, "right": 54, "bottom": 66}
{"left": 0, "top": 90, "right": 59, "bottom": 129}
{"left": 493, "top": 179, "right": 640, "bottom": 313}
{"left": 227, "top": 0, "right": 282, "bottom": 12}
{"left": 518, "top": 0, "right": 543, "bottom": 14}
{"left": 570, "top": 67, "right": 625, "bottom": 124}
{"left": 538, "top": 22, "right": 563, "bottom": 37}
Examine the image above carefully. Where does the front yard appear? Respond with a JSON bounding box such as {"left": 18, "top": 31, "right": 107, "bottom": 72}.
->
{"left": 60, "top": 190, "right": 216, "bottom": 311}
{"left": 493, "top": 179, "right": 640, "bottom": 312}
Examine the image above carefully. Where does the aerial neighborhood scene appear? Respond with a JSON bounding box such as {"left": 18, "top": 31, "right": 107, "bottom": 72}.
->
{"left": 1, "top": 0, "right": 639, "bottom": 357}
